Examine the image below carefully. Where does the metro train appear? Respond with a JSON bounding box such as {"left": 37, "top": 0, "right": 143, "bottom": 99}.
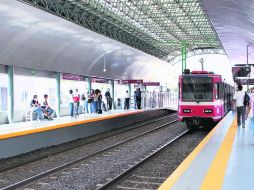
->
{"left": 178, "top": 70, "right": 234, "bottom": 129}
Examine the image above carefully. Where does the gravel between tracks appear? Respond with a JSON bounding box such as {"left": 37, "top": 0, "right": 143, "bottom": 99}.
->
{"left": 111, "top": 130, "right": 208, "bottom": 190}
{"left": 0, "top": 110, "right": 173, "bottom": 171}
{"left": 17, "top": 122, "right": 185, "bottom": 190}
{"left": 0, "top": 112, "right": 177, "bottom": 188}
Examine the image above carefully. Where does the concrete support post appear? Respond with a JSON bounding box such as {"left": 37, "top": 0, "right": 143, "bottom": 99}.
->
{"left": 7, "top": 66, "right": 14, "bottom": 123}
{"left": 88, "top": 76, "right": 92, "bottom": 94}
{"left": 128, "top": 84, "right": 131, "bottom": 97}
{"left": 56, "top": 72, "right": 61, "bottom": 117}
{"left": 182, "top": 43, "right": 187, "bottom": 74}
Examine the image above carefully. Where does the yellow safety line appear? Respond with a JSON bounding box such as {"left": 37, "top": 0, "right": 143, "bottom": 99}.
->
{"left": 158, "top": 114, "right": 230, "bottom": 190}
{"left": 199, "top": 117, "right": 237, "bottom": 190}
{"left": 0, "top": 110, "right": 144, "bottom": 140}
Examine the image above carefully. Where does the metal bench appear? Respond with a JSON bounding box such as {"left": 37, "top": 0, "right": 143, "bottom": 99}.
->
{"left": 25, "top": 109, "right": 34, "bottom": 122}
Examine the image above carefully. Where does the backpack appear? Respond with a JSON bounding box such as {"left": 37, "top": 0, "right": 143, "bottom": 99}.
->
{"left": 244, "top": 92, "right": 250, "bottom": 106}
{"left": 81, "top": 94, "right": 86, "bottom": 101}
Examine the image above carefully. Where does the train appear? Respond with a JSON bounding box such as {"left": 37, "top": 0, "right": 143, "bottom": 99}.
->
{"left": 178, "top": 70, "right": 234, "bottom": 129}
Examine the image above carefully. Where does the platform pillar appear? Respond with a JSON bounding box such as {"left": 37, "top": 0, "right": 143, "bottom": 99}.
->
{"left": 56, "top": 72, "right": 61, "bottom": 117}
{"left": 88, "top": 76, "right": 92, "bottom": 94}
{"left": 128, "top": 84, "right": 131, "bottom": 97}
{"left": 7, "top": 66, "right": 14, "bottom": 123}
{"left": 181, "top": 43, "right": 187, "bottom": 74}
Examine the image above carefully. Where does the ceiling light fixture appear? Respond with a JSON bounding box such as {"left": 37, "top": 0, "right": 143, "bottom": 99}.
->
{"left": 103, "top": 51, "right": 107, "bottom": 72}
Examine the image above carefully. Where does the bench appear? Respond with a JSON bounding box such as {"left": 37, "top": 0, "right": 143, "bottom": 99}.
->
{"left": 25, "top": 109, "right": 34, "bottom": 122}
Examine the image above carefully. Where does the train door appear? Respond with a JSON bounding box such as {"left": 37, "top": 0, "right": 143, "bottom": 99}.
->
{"left": 219, "top": 82, "right": 224, "bottom": 117}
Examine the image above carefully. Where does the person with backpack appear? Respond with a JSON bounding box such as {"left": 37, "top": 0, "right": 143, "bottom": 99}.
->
{"left": 233, "top": 84, "right": 250, "bottom": 128}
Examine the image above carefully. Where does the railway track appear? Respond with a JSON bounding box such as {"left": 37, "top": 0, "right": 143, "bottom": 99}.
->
{"left": 0, "top": 112, "right": 176, "bottom": 173}
{"left": 96, "top": 130, "right": 190, "bottom": 190}
{"left": 0, "top": 114, "right": 179, "bottom": 190}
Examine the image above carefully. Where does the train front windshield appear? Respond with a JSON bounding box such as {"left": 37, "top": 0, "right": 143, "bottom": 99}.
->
{"left": 182, "top": 77, "right": 213, "bottom": 101}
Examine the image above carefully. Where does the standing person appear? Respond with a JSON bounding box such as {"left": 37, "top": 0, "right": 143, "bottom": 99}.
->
{"left": 42, "top": 94, "right": 54, "bottom": 120}
{"left": 124, "top": 90, "right": 130, "bottom": 110}
{"left": 94, "top": 89, "right": 99, "bottom": 113}
{"left": 248, "top": 88, "right": 254, "bottom": 119}
{"left": 73, "top": 89, "right": 80, "bottom": 117}
{"left": 81, "top": 92, "right": 86, "bottom": 113}
{"left": 68, "top": 90, "right": 74, "bottom": 117}
{"left": 97, "top": 89, "right": 103, "bottom": 114}
{"left": 136, "top": 88, "right": 142, "bottom": 109}
{"left": 88, "top": 89, "right": 95, "bottom": 114}
{"left": 233, "top": 84, "right": 249, "bottom": 128}
{"left": 30, "top": 95, "right": 44, "bottom": 121}
{"left": 105, "top": 88, "right": 112, "bottom": 110}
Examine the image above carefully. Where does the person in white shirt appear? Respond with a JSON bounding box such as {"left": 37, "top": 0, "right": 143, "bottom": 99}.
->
{"left": 124, "top": 90, "right": 130, "bottom": 110}
{"left": 68, "top": 89, "right": 74, "bottom": 117}
{"left": 233, "top": 84, "right": 247, "bottom": 127}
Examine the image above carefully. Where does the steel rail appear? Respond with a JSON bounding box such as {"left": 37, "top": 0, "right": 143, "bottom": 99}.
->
{"left": 0, "top": 112, "right": 176, "bottom": 174}
{"left": 96, "top": 129, "right": 190, "bottom": 190}
{"left": 1, "top": 117, "right": 178, "bottom": 190}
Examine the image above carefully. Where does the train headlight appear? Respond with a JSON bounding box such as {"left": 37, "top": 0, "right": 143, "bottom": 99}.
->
{"left": 204, "top": 109, "right": 213, "bottom": 113}
{"left": 183, "top": 109, "right": 191, "bottom": 113}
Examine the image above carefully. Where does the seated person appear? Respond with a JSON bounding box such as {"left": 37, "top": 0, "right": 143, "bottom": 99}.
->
{"left": 30, "top": 95, "right": 44, "bottom": 121}
{"left": 42, "top": 94, "right": 54, "bottom": 120}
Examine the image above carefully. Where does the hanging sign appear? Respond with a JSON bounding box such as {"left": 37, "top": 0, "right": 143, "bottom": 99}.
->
{"left": 118, "top": 79, "right": 143, "bottom": 84}
{"left": 92, "top": 77, "right": 108, "bottom": 83}
{"left": 62, "top": 73, "right": 83, "bottom": 81}
{"left": 143, "top": 82, "right": 160, "bottom": 86}
{"left": 235, "top": 78, "right": 254, "bottom": 85}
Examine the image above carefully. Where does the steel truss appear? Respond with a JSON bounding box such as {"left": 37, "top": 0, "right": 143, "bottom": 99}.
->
{"left": 20, "top": 0, "right": 225, "bottom": 63}
{"left": 164, "top": 48, "right": 225, "bottom": 65}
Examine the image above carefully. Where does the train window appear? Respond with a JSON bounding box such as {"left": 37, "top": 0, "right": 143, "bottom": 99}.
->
{"left": 215, "top": 83, "right": 219, "bottom": 99}
{"left": 182, "top": 77, "right": 213, "bottom": 101}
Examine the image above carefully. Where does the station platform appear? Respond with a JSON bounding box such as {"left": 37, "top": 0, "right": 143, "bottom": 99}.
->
{"left": 158, "top": 111, "right": 254, "bottom": 190}
{"left": 0, "top": 107, "right": 176, "bottom": 159}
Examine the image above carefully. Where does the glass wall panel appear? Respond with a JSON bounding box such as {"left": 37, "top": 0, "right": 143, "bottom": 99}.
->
{"left": 92, "top": 82, "right": 112, "bottom": 102}
{"left": 0, "top": 73, "right": 8, "bottom": 110}
{"left": 114, "top": 83, "right": 129, "bottom": 100}
{"left": 60, "top": 79, "right": 88, "bottom": 107}
{"left": 14, "top": 75, "right": 56, "bottom": 110}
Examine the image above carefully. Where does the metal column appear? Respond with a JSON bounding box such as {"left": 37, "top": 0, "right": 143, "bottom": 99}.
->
{"left": 56, "top": 72, "right": 61, "bottom": 117}
{"left": 7, "top": 66, "right": 14, "bottom": 123}
{"left": 181, "top": 43, "right": 187, "bottom": 74}
{"left": 247, "top": 44, "right": 250, "bottom": 91}
{"left": 128, "top": 84, "right": 131, "bottom": 97}
{"left": 88, "top": 76, "right": 92, "bottom": 94}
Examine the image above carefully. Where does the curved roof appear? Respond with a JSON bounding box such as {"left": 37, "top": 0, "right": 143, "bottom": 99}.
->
{"left": 0, "top": 0, "right": 172, "bottom": 81}
{"left": 20, "top": 0, "right": 224, "bottom": 62}
{"left": 202, "top": 0, "right": 254, "bottom": 65}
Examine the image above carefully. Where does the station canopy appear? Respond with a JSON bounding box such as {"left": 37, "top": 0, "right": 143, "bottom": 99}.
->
{"left": 22, "top": 0, "right": 225, "bottom": 63}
